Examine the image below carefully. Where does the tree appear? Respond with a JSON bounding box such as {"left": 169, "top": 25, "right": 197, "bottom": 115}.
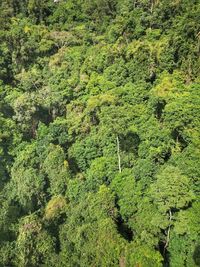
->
{"left": 149, "top": 165, "right": 195, "bottom": 249}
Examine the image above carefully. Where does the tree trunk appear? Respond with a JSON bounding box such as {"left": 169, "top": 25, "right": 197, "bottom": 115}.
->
{"left": 117, "top": 135, "right": 122, "bottom": 173}
{"left": 164, "top": 209, "right": 172, "bottom": 251}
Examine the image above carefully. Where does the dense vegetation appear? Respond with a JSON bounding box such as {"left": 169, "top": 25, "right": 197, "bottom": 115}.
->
{"left": 0, "top": 0, "right": 200, "bottom": 266}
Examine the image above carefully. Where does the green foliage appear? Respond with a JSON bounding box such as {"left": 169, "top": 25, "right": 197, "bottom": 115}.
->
{"left": 111, "top": 169, "right": 137, "bottom": 221}
{"left": 16, "top": 214, "right": 56, "bottom": 267}
{"left": 150, "top": 165, "right": 195, "bottom": 213}
{"left": 58, "top": 185, "right": 125, "bottom": 267}
{"left": 10, "top": 143, "right": 45, "bottom": 210}
{"left": 0, "top": 0, "right": 199, "bottom": 266}
{"left": 44, "top": 195, "right": 67, "bottom": 220}
{"left": 42, "top": 144, "right": 69, "bottom": 195}
{"left": 169, "top": 201, "right": 200, "bottom": 267}
{"left": 86, "top": 156, "right": 117, "bottom": 191}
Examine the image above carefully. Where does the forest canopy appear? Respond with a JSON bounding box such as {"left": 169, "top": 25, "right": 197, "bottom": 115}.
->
{"left": 0, "top": 0, "right": 200, "bottom": 266}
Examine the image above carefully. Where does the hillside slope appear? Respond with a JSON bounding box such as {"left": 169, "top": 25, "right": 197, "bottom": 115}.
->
{"left": 0, "top": 1, "right": 200, "bottom": 266}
